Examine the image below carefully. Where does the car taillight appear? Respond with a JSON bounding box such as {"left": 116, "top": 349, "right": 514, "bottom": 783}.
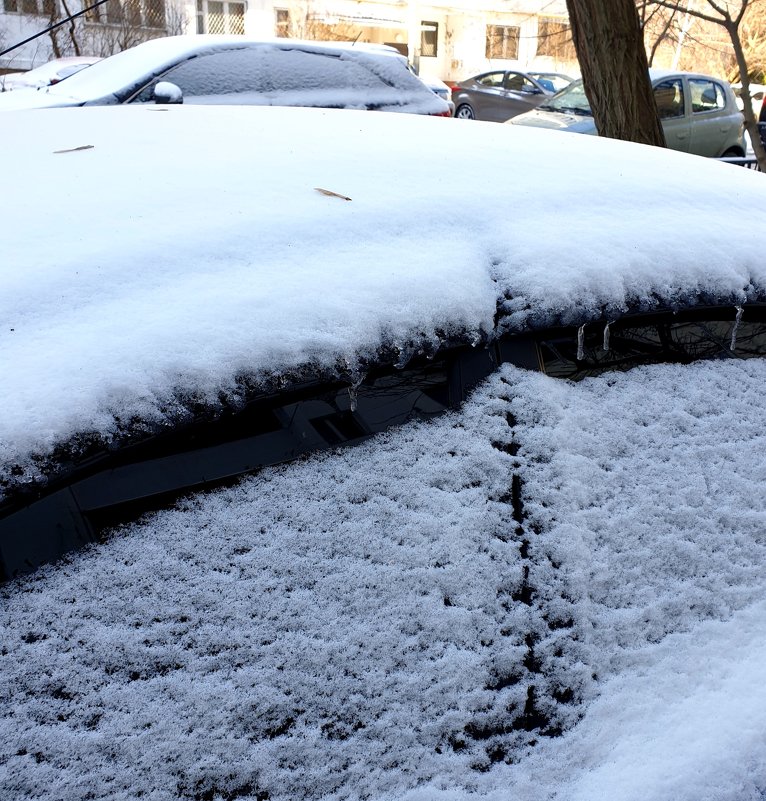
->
{"left": 430, "top": 109, "right": 453, "bottom": 117}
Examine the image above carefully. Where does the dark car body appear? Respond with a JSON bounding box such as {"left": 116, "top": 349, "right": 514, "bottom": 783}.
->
{"left": 0, "top": 104, "right": 763, "bottom": 579}
{"left": 3, "top": 103, "right": 766, "bottom": 801}
{"left": 451, "top": 70, "right": 572, "bottom": 122}
{"left": 3, "top": 303, "right": 766, "bottom": 580}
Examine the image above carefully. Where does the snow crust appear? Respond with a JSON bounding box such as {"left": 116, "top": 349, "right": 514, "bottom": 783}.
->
{"left": 3, "top": 357, "right": 766, "bottom": 799}
{"left": 2, "top": 104, "right": 765, "bottom": 481}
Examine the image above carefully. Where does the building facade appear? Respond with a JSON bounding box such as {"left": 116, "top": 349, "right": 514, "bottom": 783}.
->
{"left": 0, "top": 0, "right": 576, "bottom": 83}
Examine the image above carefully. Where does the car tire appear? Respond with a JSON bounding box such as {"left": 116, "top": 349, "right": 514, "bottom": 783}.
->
{"left": 455, "top": 104, "right": 475, "bottom": 120}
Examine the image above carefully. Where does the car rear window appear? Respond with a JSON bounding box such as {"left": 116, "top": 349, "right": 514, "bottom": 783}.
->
{"left": 131, "top": 47, "right": 400, "bottom": 104}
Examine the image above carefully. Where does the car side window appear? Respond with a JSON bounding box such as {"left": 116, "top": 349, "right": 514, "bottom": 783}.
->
{"left": 689, "top": 79, "right": 725, "bottom": 113}
{"left": 477, "top": 72, "right": 505, "bottom": 88}
{"left": 653, "top": 79, "right": 684, "bottom": 119}
{"left": 505, "top": 72, "right": 536, "bottom": 93}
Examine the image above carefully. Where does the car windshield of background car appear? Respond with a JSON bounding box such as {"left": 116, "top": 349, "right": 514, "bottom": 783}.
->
{"left": 540, "top": 79, "right": 591, "bottom": 114}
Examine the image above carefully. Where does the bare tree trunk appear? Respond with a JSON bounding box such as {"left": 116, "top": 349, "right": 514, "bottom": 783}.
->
{"left": 726, "top": 17, "right": 766, "bottom": 169}
{"left": 47, "top": 4, "right": 62, "bottom": 58}
{"left": 60, "top": 0, "right": 82, "bottom": 56}
{"left": 565, "top": 0, "right": 667, "bottom": 146}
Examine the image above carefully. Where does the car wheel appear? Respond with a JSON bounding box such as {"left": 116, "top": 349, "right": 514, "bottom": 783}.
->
{"left": 722, "top": 147, "right": 744, "bottom": 157}
{"left": 455, "top": 104, "right": 475, "bottom": 120}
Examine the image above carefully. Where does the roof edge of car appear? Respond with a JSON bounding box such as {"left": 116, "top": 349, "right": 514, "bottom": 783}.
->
{"left": 2, "top": 298, "right": 766, "bottom": 581}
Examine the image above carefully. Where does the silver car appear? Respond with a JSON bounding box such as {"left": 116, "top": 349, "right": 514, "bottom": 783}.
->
{"left": 509, "top": 69, "right": 746, "bottom": 157}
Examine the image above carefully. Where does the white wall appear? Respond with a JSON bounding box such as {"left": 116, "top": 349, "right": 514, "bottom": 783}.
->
{"left": 1, "top": 0, "right": 575, "bottom": 80}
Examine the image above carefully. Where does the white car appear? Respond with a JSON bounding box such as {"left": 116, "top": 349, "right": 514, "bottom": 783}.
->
{"left": 0, "top": 35, "right": 450, "bottom": 116}
{"left": 1, "top": 105, "right": 766, "bottom": 801}
{"left": 0, "top": 56, "right": 101, "bottom": 92}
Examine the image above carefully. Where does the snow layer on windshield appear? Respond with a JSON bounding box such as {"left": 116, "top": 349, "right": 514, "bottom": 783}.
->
{"left": 3, "top": 357, "right": 766, "bottom": 800}
{"left": 1, "top": 104, "right": 764, "bottom": 478}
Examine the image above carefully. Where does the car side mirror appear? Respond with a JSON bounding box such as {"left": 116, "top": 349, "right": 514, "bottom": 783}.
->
{"left": 153, "top": 81, "right": 183, "bottom": 105}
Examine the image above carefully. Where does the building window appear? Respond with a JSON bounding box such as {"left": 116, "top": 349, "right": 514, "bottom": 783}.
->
{"left": 275, "top": 7, "right": 290, "bottom": 37}
{"left": 485, "top": 25, "right": 519, "bottom": 60}
{"left": 537, "top": 17, "right": 577, "bottom": 61}
{"left": 196, "top": 0, "right": 245, "bottom": 34}
{"left": 420, "top": 20, "right": 438, "bottom": 57}
{"left": 5, "top": 0, "right": 57, "bottom": 14}
{"left": 86, "top": 0, "right": 166, "bottom": 28}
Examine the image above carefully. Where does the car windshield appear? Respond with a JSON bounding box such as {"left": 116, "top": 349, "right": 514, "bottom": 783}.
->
{"left": 539, "top": 79, "right": 592, "bottom": 114}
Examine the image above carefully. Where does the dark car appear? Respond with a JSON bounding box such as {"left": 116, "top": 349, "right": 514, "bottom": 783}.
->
{"left": 451, "top": 69, "right": 573, "bottom": 121}
{"left": 0, "top": 35, "right": 450, "bottom": 116}
{"left": 2, "top": 104, "right": 766, "bottom": 801}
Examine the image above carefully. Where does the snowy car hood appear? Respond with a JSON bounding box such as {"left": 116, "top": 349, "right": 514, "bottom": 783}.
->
{"left": 0, "top": 88, "right": 87, "bottom": 109}
{"left": 508, "top": 106, "right": 597, "bottom": 133}
{"left": 2, "top": 103, "right": 765, "bottom": 477}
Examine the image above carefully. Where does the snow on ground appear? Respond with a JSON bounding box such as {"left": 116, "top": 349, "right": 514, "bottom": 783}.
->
{"left": 3, "top": 358, "right": 766, "bottom": 800}
{"left": 1, "top": 104, "right": 765, "bottom": 485}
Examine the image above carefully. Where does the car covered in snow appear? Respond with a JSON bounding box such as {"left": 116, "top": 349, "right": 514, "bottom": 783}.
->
{"left": 0, "top": 35, "right": 450, "bottom": 116}
{"left": 2, "top": 105, "right": 766, "bottom": 801}
{"left": 0, "top": 56, "right": 101, "bottom": 92}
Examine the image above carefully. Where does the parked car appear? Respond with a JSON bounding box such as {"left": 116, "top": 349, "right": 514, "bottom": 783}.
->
{"left": 0, "top": 35, "right": 450, "bottom": 116}
{"left": 451, "top": 69, "right": 573, "bottom": 121}
{"left": 509, "top": 69, "right": 746, "bottom": 157}
{"left": 423, "top": 74, "right": 455, "bottom": 115}
{"left": 1, "top": 104, "right": 766, "bottom": 801}
{"left": 0, "top": 56, "right": 101, "bottom": 92}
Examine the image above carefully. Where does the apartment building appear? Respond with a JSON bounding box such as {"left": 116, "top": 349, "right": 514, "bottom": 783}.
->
{"left": 0, "top": 0, "right": 576, "bottom": 83}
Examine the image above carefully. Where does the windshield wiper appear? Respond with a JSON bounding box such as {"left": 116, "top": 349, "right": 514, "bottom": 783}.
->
{"left": 555, "top": 106, "right": 591, "bottom": 116}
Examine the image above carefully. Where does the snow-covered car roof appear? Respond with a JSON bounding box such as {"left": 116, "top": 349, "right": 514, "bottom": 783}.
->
{"left": 3, "top": 104, "right": 764, "bottom": 473}
{"left": 1, "top": 100, "right": 765, "bottom": 567}
{"left": 0, "top": 35, "right": 449, "bottom": 114}
{"left": 4, "top": 103, "right": 766, "bottom": 801}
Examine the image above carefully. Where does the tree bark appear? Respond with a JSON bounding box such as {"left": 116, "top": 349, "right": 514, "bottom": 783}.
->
{"left": 565, "top": 0, "right": 667, "bottom": 147}
{"left": 726, "top": 17, "right": 766, "bottom": 170}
